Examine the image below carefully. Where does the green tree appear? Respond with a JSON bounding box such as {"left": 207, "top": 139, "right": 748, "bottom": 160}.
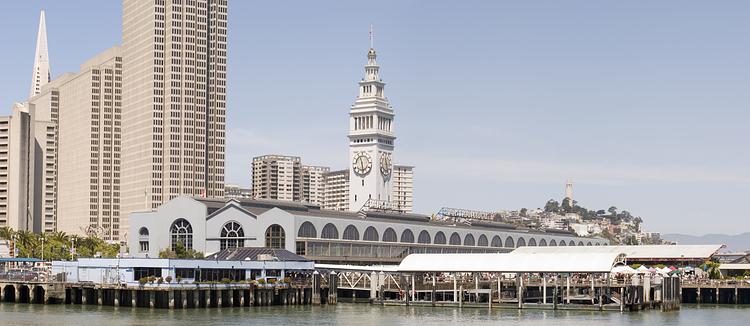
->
{"left": 519, "top": 208, "right": 528, "bottom": 217}
{"left": 607, "top": 206, "right": 618, "bottom": 216}
{"left": 0, "top": 227, "right": 14, "bottom": 240}
{"left": 159, "top": 241, "right": 203, "bottom": 259}
{"left": 544, "top": 199, "right": 560, "bottom": 213}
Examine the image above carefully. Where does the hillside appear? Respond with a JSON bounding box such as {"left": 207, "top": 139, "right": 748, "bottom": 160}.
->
{"left": 662, "top": 232, "right": 750, "bottom": 252}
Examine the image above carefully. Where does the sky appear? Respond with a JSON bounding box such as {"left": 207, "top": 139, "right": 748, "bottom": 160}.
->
{"left": 0, "top": 1, "right": 748, "bottom": 235}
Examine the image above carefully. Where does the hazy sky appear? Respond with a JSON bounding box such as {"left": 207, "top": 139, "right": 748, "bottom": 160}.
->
{"left": 1, "top": 1, "right": 748, "bottom": 235}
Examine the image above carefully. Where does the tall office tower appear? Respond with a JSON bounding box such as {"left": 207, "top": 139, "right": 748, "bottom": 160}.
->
{"left": 392, "top": 165, "right": 413, "bottom": 213}
{"left": 348, "top": 44, "right": 396, "bottom": 211}
{"left": 251, "top": 155, "right": 302, "bottom": 202}
{"left": 301, "top": 165, "right": 329, "bottom": 205}
{"left": 0, "top": 104, "right": 34, "bottom": 231}
{"left": 29, "top": 10, "right": 51, "bottom": 98}
{"left": 323, "top": 169, "right": 349, "bottom": 211}
{"left": 121, "top": 0, "right": 228, "bottom": 231}
{"left": 36, "top": 47, "right": 123, "bottom": 241}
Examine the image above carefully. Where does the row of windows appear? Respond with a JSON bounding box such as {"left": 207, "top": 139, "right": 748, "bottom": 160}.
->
{"left": 138, "top": 220, "right": 287, "bottom": 253}
{"left": 297, "top": 222, "right": 599, "bottom": 248}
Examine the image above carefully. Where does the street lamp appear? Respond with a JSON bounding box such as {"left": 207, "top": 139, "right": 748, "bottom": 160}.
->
{"left": 40, "top": 235, "right": 45, "bottom": 261}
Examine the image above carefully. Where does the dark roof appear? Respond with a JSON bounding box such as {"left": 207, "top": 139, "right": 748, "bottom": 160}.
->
{"left": 205, "top": 247, "right": 310, "bottom": 262}
{"left": 193, "top": 197, "right": 592, "bottom": 239}
{"left": 0, "top": 258, "right": 43, "bottom": 263}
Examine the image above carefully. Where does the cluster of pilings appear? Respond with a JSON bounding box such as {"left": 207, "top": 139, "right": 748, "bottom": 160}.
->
{"left": 681, "top": 283, "right": 750, "bottom": 304}
{"left": 1, "top": 280, "right": 339, "bottom": 308}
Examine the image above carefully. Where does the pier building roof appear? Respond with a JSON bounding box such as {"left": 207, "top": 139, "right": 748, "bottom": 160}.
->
{"left": 510, "top": 245, "right": 724, "bottom": 262}
{"left": 397, "top": 251, "right": 626, "bottom": 273}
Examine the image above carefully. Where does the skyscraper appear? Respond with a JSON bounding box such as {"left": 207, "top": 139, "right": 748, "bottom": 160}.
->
{"left": 40, "top": 47, "right": 123, "bottom": 240}
{"left": 348, "top": 42, "right": 395, "bottom": 211}
{"left": 121, "top": 0, "right": 228, "bottom": 232}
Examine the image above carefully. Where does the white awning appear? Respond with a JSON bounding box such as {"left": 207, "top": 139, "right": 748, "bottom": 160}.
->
{"left": 510, "top": 245, "right": 723, "bottom": 260}
{"left": 397, "top": 252, "right": 624, "bottom": 273}
{"left": 718, "top": 263, "right": 750, "bottom": 271}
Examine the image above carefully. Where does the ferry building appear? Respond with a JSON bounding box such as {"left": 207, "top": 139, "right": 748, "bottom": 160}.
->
{"left": 128, "top": 197, "right": 607, "bottom": 264}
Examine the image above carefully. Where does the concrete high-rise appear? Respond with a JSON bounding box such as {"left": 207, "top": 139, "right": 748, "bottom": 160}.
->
{"left": 33, "top": 48, "right": 123, "bottom": 240}
{"left": 301, "top": 165, "right": 329, "bottom": 205}
{"left": 0, "top": 104, "right": 34, "bottom": 231}
{"left": 392, "top": 165, "right": 413, "bottom": 213}
{"left": 121, "top": 0, "right": 228, "bottom": 232}
{"left": 251, "top": 155, "right": 302, "bottom": 202}
{"left": 323, "top": 169, "right": 349, "bottom": 211}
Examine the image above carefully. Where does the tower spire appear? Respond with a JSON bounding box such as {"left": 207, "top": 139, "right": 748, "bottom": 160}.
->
{"left": 29, "top": 10, "right": 50, "bottom": 98}
{"left": 369, "top": 23, "right": 374, "bottom": 49}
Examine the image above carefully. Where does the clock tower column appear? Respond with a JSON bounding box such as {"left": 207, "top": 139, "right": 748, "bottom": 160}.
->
{"left": 348, "top": 41, "right": 395, "bottom": 211}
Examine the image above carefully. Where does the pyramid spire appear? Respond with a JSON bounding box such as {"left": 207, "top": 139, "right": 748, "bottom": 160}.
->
{"left": 29, "top": 10, "right": 50, "bottom": 98}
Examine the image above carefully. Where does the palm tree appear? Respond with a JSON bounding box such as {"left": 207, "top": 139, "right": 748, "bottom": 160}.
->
{"left": 0, "top": 226, "right": 14, "bottom": 240}
{"left": 15, "top": 230, "right": 37, "bottom": 258}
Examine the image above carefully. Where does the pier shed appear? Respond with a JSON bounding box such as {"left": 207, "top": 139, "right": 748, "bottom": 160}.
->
{"left": 510, "top": 245, "right": 724, "bottom": 266}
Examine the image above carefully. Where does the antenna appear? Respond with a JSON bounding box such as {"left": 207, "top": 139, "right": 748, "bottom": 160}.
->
{"left": 369, "top": 24, "right": 374, "bottom": 48}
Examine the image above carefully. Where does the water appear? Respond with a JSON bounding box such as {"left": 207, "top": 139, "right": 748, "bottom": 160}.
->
{"left": 0, "top": 303, "right": 747, "bottom": 325}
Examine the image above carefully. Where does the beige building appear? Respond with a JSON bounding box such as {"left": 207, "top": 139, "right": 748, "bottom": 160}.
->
{"left": 251, "top": 155, "right": 302, "bottom": 201}
{"left": 392, "top": 165, "right": 414, "bottom": 213}
{"left": 322, "top": 169, "right": 349, "bottom": 211}
{"left": 121, "top": 0, "right": 228, "bottom": 234}
{"left": 302, "top": 165, "right": 329, "bottom": 205}
{"left": 224, "top": 184, "right": 251, "bottom": 199}
{"left": 0, "top": 104, "right": 34, "bottom": 231}
{"left": 33, "top": 47, "right": 123, "bottom": 240}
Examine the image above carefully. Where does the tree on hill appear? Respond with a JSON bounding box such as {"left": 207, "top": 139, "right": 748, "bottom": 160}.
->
{"left": 544, "top": 199, "right": 560, "bottom": 213}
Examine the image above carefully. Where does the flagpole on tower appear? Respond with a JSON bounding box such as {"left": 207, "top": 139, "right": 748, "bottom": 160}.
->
{"left": 369, "top": 23, "right": 374, "bottom": 48}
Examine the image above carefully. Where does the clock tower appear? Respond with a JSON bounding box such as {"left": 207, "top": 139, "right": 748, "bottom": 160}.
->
{"left": 348, "top": 37, "right": 395, "bottom": 211}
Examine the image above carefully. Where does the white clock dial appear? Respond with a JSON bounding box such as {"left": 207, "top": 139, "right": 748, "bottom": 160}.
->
{"left": 352, "top": 151, "right": 372, "bottom": 176}
{"left": 379, "top": 152, "right": 392, "bottom": 178}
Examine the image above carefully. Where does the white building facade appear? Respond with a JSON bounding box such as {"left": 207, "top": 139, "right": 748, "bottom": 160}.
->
{"left": 129, "top": 197, "right": 608, "bottom": 264}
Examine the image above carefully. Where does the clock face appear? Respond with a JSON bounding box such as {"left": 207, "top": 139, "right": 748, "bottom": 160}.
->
{"left": 352, "top": 151, "right": 372, "bottom": 176}
{"left": 380, "top": 152, "right": 392, "bottom": 178}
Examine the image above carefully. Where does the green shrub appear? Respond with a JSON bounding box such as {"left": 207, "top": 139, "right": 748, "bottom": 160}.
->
{"left": 220, "top": 278, "right": 232, "bottom": 284}
{"left": 157, "top": 277, "right": 164, "bottom": 284}
{"left": 138, "top": 277, "right": 148, "bottom": 285}
{"left": 165, "top": 276, "right": 173, "bottom": 283}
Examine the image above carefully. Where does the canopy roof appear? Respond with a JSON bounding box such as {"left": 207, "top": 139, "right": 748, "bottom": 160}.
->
{"left": 511, "top": 245, "right": 723, "bottom": 260}
{"left": 718, "top": 263, "right": 750, "bottom": 271}
{"left": 397, "top": 252, "right": 625, "bottom": 273}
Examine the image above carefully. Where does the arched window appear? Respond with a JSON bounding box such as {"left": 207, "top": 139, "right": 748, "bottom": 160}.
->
{"left": 449, "top": 232, "right": 461, "bottom": 245}
{"left": 539, "top": 239, "right": 547, "bottom": 246}
{"left": 343, "top": 225, "right": 359, "bottom": 240}
{"left": 595, "top": 242, "right": 601, "bottom": 246}
{"left": 559, "top": 240, "right": 567, "bottom": 246}
{"left": 578, "top": 241, "right": 584, "bottom": 246}
{"left": 434, "top": 231, "right": 446, "bottom": 245}
{"left": 477, "top": 235, "right": 489, "bottom": 247}
{"left": 383, "top": 228, "right": 397, "bottom": 242}
{"left": 265, "top": 224, "right": 286, "bottom": 249}
{"left": 586, "top": 241, "right": 593, "bottom": 246}
{"left": 568, "top": 240, "right": 575, "bottom": 246}
{"left": 528, "top": 238, "right": 537, "bottom": 246}
{"left": 321, "top": 223, "right": 339, "bottom": 239}
{"left": 138, "top": 227, "right": 149, "bottom": 253}
{"left": 517, "top": 237, "right": 526, "bottom": 247}
{"left": 464, "top": 234, "right": 475, "bottom": 246}
{"left": 505, "top": 236, "right": 514, "bottom": 248}
{"left": 170, "top": 218, "right": 193, "bottom": 251}
{"left": 363, "top": 226, "right": 379, "bottom": 241}
{"left": 491, "top": 236, "right": 502, "bottom": 247}
{"left": 417, "top": 230, "right": 431, "bottom": 244}
{"left": 220, "top": 221, "right": 245, "bottom": 250}
{"left": 549, "top": 239, "right": 556, "bottom": 246}
{"left": 297, "top": 222, "right": 317, "bottom": 238}
{"left": 401, "top": 229, "right": 415, "bottom": 243}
